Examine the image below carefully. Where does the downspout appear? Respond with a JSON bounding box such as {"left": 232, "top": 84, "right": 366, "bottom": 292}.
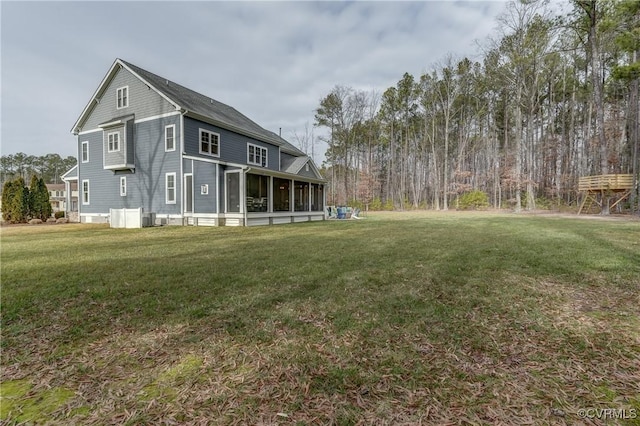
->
{"left": 243, "top": 167, "right": 251, "bottom": 226}
{"left": 180, "top": 109, "right": 187, "bottom": 222}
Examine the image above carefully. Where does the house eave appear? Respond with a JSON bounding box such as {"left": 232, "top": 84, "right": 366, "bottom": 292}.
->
{"left": 245, "top": 167, "right": 327, "bottom": 184}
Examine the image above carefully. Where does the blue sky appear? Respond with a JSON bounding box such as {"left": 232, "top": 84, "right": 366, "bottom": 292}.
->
{"left": 1, "top": 1, "right": 510, "bottom": 162}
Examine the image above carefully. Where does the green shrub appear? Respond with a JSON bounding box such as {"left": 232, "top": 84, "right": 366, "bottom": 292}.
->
{"left": 457, "top": 190, "right": 489, "bottom": 210}
{"left": 55, "top": 211, "right": 65, "bottom": 219}
{"left": 370, "top": 198, "right": 383, "bottom": 211}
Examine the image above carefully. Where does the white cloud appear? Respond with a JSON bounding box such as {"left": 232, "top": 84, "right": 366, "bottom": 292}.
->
{"left": 1, "top": 1, "right": 510, "bottom": 161}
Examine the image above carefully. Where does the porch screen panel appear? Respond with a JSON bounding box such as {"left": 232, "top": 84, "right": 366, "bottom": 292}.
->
{"left": 311, "top": 184, "right": 324, "bottom": 211}
{"left": 273, "top": 178, "right": 290, "bottom": 212}
{"left": 246, "top": 174, "right": 268, "bottom": 212}
{"left": 294, "top": 181, "right": 309, "bottom": 211}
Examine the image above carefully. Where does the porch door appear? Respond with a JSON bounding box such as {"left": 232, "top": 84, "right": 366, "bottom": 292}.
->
{"left": 225, "top": 171, "right": 242, "bottom": 213}
{"left": 184, "top": 174, "right": 193, "bottom": 214}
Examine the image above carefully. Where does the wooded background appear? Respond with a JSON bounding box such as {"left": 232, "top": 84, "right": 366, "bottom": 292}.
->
{"left": 310, "top": 0, "right": 639, "bottom": 213}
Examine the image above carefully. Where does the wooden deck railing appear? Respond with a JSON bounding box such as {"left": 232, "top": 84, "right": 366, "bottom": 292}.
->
{"left": 578, "top": 174, "right": 634, "bottom": 192}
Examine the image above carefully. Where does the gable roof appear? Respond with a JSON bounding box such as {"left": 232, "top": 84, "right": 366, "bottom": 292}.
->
{"left": 72, "top": 59, "right": 305, "bottom": 156}
{"left": 281, "top": 155, "right": 323, "bottom": 179}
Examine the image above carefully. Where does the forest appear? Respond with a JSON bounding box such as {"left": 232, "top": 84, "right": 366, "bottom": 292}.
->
{"left": 0, "top": 153, "right": 76, "bottom": 186}
{"left": 311, "top": 0, "right": 639, "bottom": 214}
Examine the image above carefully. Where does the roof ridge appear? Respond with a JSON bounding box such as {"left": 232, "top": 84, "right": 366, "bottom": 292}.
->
{"left": 120, "top": 59, "right": 306, "bottom": 156}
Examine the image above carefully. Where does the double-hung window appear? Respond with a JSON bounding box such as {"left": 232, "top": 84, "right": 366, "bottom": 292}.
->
{"left": 165, "top": 125, "right": 175, "bottom": 152}
{"left": 108, "top": 132, "right": 120, "bottom": 152}
{"left": 117, "top": 86, "right": 128, "bottom": 109}
{"left": 199, "top": 129, "right": 220, "bottom": 157}
{"left": 247, "top": 143, "right": 267, "bottom": 167}
{"left": 81, "top": 141, "right": 89, "bottom": 163}
{"left": 166, "top": 173, "right": 176, "bottom": 204}
{"left": 82, "top": 180, "right": 90, "bottom": 205}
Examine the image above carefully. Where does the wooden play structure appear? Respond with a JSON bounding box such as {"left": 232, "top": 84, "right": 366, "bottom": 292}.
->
{"left": 578, "top": 174, "right": 635, "bottom": 214}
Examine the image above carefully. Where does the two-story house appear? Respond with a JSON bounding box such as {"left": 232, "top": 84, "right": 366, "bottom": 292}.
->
{"left": 68, "top": 59, "right": 326, "bottom": 226}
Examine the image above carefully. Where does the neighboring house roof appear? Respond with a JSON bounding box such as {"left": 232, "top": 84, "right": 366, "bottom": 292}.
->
{"left": 72, "top": 59, "right": 306, "bottom": 157}
{"left": 62, "top": 164, "right": 78, "bottom": 180}
{"left": 46, "top": 184, "right": 65, "bottom": 191}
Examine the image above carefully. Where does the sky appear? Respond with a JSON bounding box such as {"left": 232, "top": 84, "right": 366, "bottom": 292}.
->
{"left": 1, "top": 0, "right": 511, "bottom": 163}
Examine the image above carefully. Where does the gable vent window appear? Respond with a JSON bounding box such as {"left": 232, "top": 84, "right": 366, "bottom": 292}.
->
{"left": 199, "top": 129, "right": 220, "bottom": 157}
{"left": 117, "top": 86, "right": 129, "bottom": 109}
{"left": 247, "top": 143, "right": 267, "bottom": 167}
{"left": 108, "top": 132, "right": 120, "bottom": 152}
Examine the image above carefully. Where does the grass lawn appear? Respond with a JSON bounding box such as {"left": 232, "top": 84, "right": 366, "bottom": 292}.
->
{"left": 1, "top": 211, "right": 639, "bottom": 425}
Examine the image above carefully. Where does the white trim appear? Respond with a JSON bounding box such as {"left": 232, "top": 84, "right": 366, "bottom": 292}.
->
{"left": 61, "top": 164, "right": 78, "bottom": 181}
{"left": 78, "top": 128, "right": 101, "bottom": 136}
{"left": 81, "top": 141, "right": 89, "bottom": 163}
{"left": 224, "top": 169, "right": 243, "bottom": 214}
{"left": 199, "top": 128, "right": 220, "bottom": 157}
{"left": 166, "top": 172, "right": 177, "bottom": 204}
{"left": 82, "top": 179, "right": 90, "bottom": 205}
{"left": 116, "top": 86, "right": 129, "bottom": 109}
{"left": 215, "top": 163, "right": 220, "bottom": 214}
{"left": 184, "top": 173, "right": 193, "bottom": 214}
{"left": 120, "top": 176, "right": 127, "bottom": 197}
{"left": 78, "top": 112, "right": 182, "bottom": 136}
{"left": 247, "top": 143, "right": 268, "bottom": 167}
{"left": 118, "top": 60, "right": 181, "bottom": 110}
{"left": 183, "top": 155, "right": 245, "bottom": 169}
{"left": 134, "top": 111, "right": 181, "bottom": 124}
{"left": 165, "top": 124, "right": 176, "bottom": 152}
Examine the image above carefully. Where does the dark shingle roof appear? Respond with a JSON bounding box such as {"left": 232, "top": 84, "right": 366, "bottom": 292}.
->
{"left": 121, "top": 60, "right": 305, "bottom": 156}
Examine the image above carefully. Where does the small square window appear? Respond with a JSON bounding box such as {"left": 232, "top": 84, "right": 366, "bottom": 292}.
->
{"left": 199, "top": 129, "right": 220, "bottom": 157}
{"left": 247, "top": 143, "right": 267, "bottom": 167}
{"left": 108, "top": 132, "right": 120, "bottom": 152}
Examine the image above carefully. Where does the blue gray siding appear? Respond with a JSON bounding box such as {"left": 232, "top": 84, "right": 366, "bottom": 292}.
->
{"left": 295, "top": 164, "right": 318, "bottom": 179}
{"left": 78, "top": 115, "right": 181, "bottom": 216}
{"left": 193, "top": 160, "right": 218, "bottom": 213}
{"left": 80, "top": 66, "right": 177, "bottom": 132}
{"left": 184, "top": 117, "right": 279, "bottom": 170}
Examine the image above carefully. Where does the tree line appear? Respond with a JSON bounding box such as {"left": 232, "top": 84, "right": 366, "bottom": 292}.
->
{"left": 311, "top": 0, "right": 639, "bottom": 214}
{"left": 0, "top": 153, "right": 77, "bottom": 187}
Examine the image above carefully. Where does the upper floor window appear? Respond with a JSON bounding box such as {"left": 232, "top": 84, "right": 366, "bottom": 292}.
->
{"left": 199, "top": 129, "right": 220, "bottom": 157}
{"left": 108, "top": 132, "right": 120, "bottom": 152}
{"left": 81, "top": 141, "right": 89, "bottom": 163}
{"left": 247, "top": 143, "right": 267, "bottom": 167}
{"left": 165, "top": 125, "right": 175, "bottom": 152}
{"left": 117, "top": 86, "right": 129, "bottom": 109}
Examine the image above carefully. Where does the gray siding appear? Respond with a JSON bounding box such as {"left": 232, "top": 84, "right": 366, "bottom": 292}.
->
{"left": 80, "top": 66, "right": 177, "bottom": 131}
{"left": 184, "top": 117, "right": 279, "bottom": 170}
{"left": 193, "top": 160, "right": 218, "bottom": 213}
{"left": 296, "top": 164, "right": 318, "bottom": 179}
{"left": 78, "top": 115, "right": 182, "bottom": 216}
{"left": 102, "top": 125, "right": 126, "bottom": 167}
